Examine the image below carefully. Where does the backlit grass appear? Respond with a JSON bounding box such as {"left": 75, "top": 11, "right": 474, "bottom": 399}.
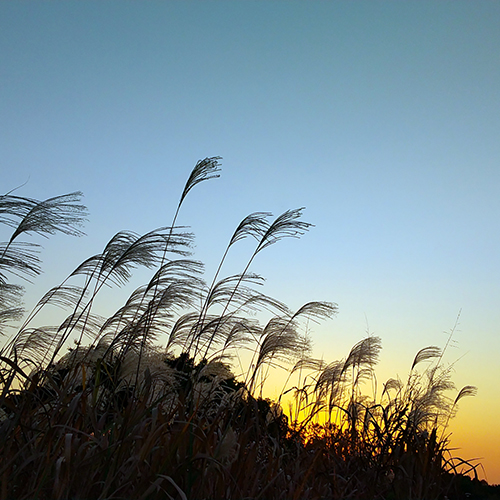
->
{"left": 0, "top": 158, "right": 484, "bottom": 499}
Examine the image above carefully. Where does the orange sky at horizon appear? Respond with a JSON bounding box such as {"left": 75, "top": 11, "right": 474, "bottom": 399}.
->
{"left": 263, "top": 356, "right": 500, "bottom": 486}
{"left": 2, "top": 0, "right": 500, "bottom": 488}
{"left": 448, "top": 407, "right": 500, "bottom": 485}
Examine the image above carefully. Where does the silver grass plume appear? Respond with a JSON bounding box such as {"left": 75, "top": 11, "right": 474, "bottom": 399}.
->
{"left": 228, "top": 212, "right": 272, "bottom": 246}
{"left": 32, "top": 285, "right": 88, "bottom": 311}
{"left": 112, "top": 280, "right": 204, "bottom": 352}
{"left": 382, "top": 377, "right": 403, "bottom": 397}
{"left": 291, "top": 301, "right": 338, "bottom": 323}
{"left": 56, "top": 311, "right": 103, "bottom": 341}
{"left": 202, "top": 274, "right": 266, "bottom": 310}
{"left": 249, "top": 316, "right": 311, "bottom": 393}
{"left": 406, "top": 365, "right": 455, "bottom": 430}
{"left": 70, "top": 228, "right": 193, "bottom": 287}
{"left": 195, "top": 315, "right": 239, "bottom": 355}
{"left": 165, "top": 312, "right": 202, "bottom": 352}
{"left": 199, "top": 209, "right": 310, "bottom": 358}
{"left": 0, "top": 242, "right": 42, "bottom": 282}
{"left": 454, "top": 385, "right": 477, "bottom": 405}
{"left": 411, "top": 346, "right": 441, "bottom": 371}
{"left": 196, "top": 212, "right": 271, "bottom": 347}
{"left": 9, "top": 326, "right": 59, "bottom": 366}
{"left": 343, "top": 336, "right": 382, "bottom": 374}
{"left": 195, "top": 274, "right": 290, "bottom": 358}
{"left": 315, "top": 360, "right": 345, "bottom": 409}
{"left": 144, "top": 158, "right": 221, "bottom": 345}
{"left": 0, "top": 191, "right": 87, "bottom": 338}
{"left": 101, "top": 259, "right": 205, "bottom": 344}
{"left": 440, "top": 384, "right": 478, "bottom": 439}
{"left": 218, "top": 318, "right": 261, "bottom": 354}
{"left": 201, "top": 274, "right": 289, "bottom": 321}
{"left": 178, "top": 157, "right": 222, "bottom": 207}
{"left": 144, "top": 259, "right": 204, "bottom": 295}
{"left": 255, "top": 207, "right": 313, "bottom": 254}
{"left": 37, "top": 228, "right": 195, "bottom": 363}
{"left": 0, "top": 283, "right": 24, "bottom": 333}
{"left": 1, "top": 192, "right": 87, "bottom": 240}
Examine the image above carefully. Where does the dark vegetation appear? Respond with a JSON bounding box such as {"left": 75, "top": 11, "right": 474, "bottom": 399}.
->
{"left": 0, "top": 158, "right": 490, "bottom": 499}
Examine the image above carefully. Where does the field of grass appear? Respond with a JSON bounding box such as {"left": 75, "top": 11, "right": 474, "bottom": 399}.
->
{"left": 0, "top": 158, "right": 491, "bottom": 499}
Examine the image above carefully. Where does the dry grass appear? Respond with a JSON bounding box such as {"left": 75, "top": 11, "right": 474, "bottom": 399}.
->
{"left": 0, "top": 158, "right": 480, "bottom": 499}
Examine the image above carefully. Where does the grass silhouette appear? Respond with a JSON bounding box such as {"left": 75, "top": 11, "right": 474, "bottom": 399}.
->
{"left": 0, "top": 158, "right": 486, "bottom": 499}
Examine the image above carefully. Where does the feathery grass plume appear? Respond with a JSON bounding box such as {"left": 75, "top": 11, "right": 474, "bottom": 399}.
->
{"left": 180, "top": 312, "right": 256, "bottom": 362}
{"left": 144, "top": 259, "right": 204, "bottom": 295}
{"left": 315, "top": 360, "right": 345, "bottom": 411}
{"left": 97, "top": 260, "right": 203, "bottom": 343}
{"left": 206, "top": 274, "right": 290, "bottom": 319}
{"left": 102, "top": 283, "right": 200, "bottom": 349}
{"left": 105, "top": 229, "right": 193, "bottom": 281}
{"left": 0, "top": 241, "right": 42, "bottom": 282}
{"left": 255, "top": 207, "right": 313, "bottom": 254}
{"left": 0, "top": 283, "right": 24, "bottom": 310}
{"left": 291, "top": 301, "right": 338, "bottom": 323}
{"left": 0, "top": 193, "right": 86, "bottom": 328}
{"left": 282, "top": 356, "right": 325, "bottom": 418}
{"left": 34, "top": 285, "right": 88, "bottom": 312}
{"left": 454, "top": 385, "right": 477, "bottom": 405}
{"left": 194, "top": 315, "right": 240, "bottom": 357}
{"left": 0, "top": 191, "right": 87, "bottom": 358}
{"left": 256, "top": 302, "right": 336, "bottom": 411}
{"left": 196, "top": 273, "right": 290, "bottom": 359}
{"left": 47, "top": 312, "right": 105, "bottom": 354}
{"left": 164, "top": 312, "right": 202, "bottom": 352}
{"left": 255, "top": 316, "right": 304, "bottom": 367}
{"left": 8, "top": 326, "right": 59, "bottom": 366}
{"left": 130, "top": 159, "right": 220, "bottom": 375}
{"left": 114, "top": 282, "right": 202, "bottom": 352}
{"left": 112, "top": 260, "right": 204, "bottom": 330}
{"left": 199, "top": 208, "right": 312, "bottom": 355}
{"left": 201, "top": 209, "right": 311, "bottom": 358}
{"left": 228, "top": 211, "right": 272, "bottom": 247}
{"left": 70, "top": 228, "right": 192, "bottom": 287}
{"left": 202, "top": 273, "right": 266, "bottom": 310}
{"left": 28, "top": 228, "right": 195, "bottom": 367}
{"left": 382, "top": 377, "right": 403, "bottom": 397}
{"left": 0, "top": 193, "right": 39, "bottom": 226}
{"left": 291, "top": 356, "right": 326, "bottom": 374}
{"left": 216, "top": 317, "right": 262, "bottom": 356}
{"left": 343, "top": 336, "right": 382, "bottom": 374}
{"left": 248, "top": 316, "right": 311, "bottom": 394}
{"left": 411, "top": 345, "right": 441, "bottom": 370}
{"left": 0, "top": 306, "right": 24, "bottom": 331}
{"left": 2, "top": 192, "right": 87, "bottom": 240}
{"left": 195, "top": 212, "right": 271, "bottom": 347}
{"left": 178, "top": 157, "right": 222, "bottom": 207}
{"left": 440, "top": 385, "right": 478, "bottom": 442}
{"left": 0, "top": 283, "right": 24, "bottom": 333}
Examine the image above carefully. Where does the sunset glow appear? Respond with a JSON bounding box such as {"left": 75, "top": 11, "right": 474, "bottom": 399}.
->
{"left": 1, "top": 0, "right": 499, "bottom": 491}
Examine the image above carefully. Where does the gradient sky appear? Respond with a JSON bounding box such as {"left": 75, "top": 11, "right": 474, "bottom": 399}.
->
{"left": 1, "top": 0, "right": 500, "bottom": 484}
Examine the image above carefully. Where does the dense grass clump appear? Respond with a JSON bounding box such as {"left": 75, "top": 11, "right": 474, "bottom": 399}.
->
{"left": 0, "top": 158, "right": 482, "bottom": 499}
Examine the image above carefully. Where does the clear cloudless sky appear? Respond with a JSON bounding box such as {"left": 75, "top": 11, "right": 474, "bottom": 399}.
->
{"left": 1, "top": 0, "right": 499, "bottom": 484}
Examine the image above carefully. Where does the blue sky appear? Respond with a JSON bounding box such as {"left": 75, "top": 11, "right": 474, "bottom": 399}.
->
{"left": 2, "top": 1, "right": 500, "bottom": 482}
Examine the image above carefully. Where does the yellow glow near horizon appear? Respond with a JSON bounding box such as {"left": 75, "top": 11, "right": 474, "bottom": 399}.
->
{"left": 261, "top": 357, "right": 500, "bottom": 486}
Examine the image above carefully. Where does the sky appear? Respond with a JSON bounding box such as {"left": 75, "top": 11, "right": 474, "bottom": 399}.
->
{"left": 1, "top": 0, "right": 500, "bottom": 484}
